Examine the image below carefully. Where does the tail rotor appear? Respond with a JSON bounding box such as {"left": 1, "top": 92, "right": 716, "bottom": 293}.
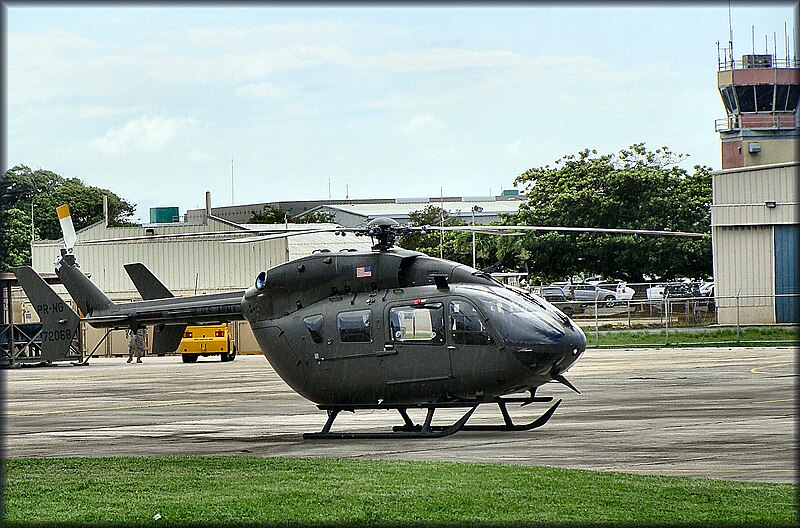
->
{"left": 56, "top": 204, "right": 77, "bottom": 252}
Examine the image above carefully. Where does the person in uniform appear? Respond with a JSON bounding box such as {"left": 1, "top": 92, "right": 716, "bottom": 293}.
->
{"left": 127, "top": 327, "right": 146, "bottom": 363}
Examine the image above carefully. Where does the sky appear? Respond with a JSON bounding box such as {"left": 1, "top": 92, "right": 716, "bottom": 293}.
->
{"left": 5, "top": 2, "right": 798, "bottom": 222}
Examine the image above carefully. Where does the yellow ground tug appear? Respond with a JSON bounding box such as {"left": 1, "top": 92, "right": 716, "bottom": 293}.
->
{"left": 179, "top": 323, "right": 236, "bottom": 363}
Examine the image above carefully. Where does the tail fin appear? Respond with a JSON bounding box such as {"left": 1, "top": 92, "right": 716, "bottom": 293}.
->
{"left": 13, "top": 266, "right": 80, "bottom": 362}
{"left": 55, "top": 251, "right": 115, "bottom": 316}
{"left": 123, "top": 263, "right": 185, "bottom": 354}
{"left": 53, "top": 204, "right": 115, "bottom": 316}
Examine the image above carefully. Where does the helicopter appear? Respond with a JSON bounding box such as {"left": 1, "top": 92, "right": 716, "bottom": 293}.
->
{"left": 17, "top": 204, "right": 704, "bottom": 439}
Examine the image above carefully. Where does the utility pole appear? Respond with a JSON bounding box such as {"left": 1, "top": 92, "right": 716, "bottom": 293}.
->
{"left": 231, "top": 156, "right": 235, "bottom": 205}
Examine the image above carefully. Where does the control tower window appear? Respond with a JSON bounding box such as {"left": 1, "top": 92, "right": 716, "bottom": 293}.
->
{"left": 775, "top": 85, "right": 789, "bottom": 111}
{"left": 719, "top": 86, "right": 737, "bottom": 113}
{"left": 755, "top": 85, "right": 774, "bottom": 112}
{"left": 775, "top": 84, "right": 800, "bottom": 112}
{"left": 735, "top": 85, "right": 756, "bottom": 112}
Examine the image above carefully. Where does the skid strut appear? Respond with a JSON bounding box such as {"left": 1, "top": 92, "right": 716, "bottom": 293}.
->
{"left": 303, "top": 396, "right": 562, "bottom": 440}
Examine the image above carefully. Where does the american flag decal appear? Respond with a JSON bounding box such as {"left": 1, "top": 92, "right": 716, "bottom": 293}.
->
{"left": 356, "top": 265, "right": 372, "bottom": 278}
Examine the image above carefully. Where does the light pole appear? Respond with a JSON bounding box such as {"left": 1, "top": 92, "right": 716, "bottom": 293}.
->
{"left": 471, "top": 205, "right": 483, "bottom": 269}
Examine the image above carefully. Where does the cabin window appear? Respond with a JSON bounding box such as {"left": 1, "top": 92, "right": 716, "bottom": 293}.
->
{"left": 303, "top": 314, "right": 324, "bottom": 344}
{"left": 337, "top": 309, "right": 371, "bottom": 343}
{"left": 449, "top": 300, "right": 494, "bottom": 346}
{"left": 389, "top": 303, "right": 445, "bottom": 344}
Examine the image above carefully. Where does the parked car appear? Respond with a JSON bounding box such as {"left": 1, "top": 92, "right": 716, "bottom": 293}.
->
{"left": 599, "top": 282, "right": 635, "bottom": 301}
{"left": 530, "top": 286, "right": 585, "bottom": 317}
{"left": 570, "top": 284, "right": 617, "bottom": 306}
{"left": 548, "top": 282, "right": 573, "bottom": 297}
{"left": 646, "top": 284, "right": 666, "bottom": 301}
{"left": 646, "top": 281, "right": 712, "bottom": 313}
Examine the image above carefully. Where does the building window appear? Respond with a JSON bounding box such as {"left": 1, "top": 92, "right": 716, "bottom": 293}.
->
{"left": 389, "top": 303, "right": 445, "bottom": 344}
{"left": 785, "top": 85, "right": 800, "bottom": 112}
{"left": 755, "top": 85, "right": 774, "bottom": 112}
{"left": 337, "top": 310, "right": 371, "bottom": 343}
{"left": 735, "top": 85, "right": 756, "bottom": 112}
{"left": 719, "top": 86, "right": 737, "bottom": 113}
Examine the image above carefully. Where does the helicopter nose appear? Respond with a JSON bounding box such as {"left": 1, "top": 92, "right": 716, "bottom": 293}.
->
{"left": 511, "top": 319, "right": 586, "bottom": 375}
{"left": 556, "top": 323, "right": 586, "bottom": 372}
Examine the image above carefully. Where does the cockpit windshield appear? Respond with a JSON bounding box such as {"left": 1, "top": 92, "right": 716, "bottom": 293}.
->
{"left": 461, "top": 285, "right": 566, "bottom": 347}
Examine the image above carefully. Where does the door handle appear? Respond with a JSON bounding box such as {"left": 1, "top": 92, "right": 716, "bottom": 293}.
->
{"left": 377, "top": 343, "right": 397, "bottom": 356}
{"left": 447, "top": 345, "right": 456, "bottom": 350}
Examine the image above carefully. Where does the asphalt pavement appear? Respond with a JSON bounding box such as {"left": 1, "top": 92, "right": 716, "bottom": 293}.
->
{"left": 4, "top": 346, "right": 795, "bottom": 483}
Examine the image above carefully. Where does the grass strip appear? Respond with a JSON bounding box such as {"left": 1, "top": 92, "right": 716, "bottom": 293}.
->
{"left": 4, "top": 456, "right": 797, "bottom": 526}
{"left": 593, "top": 326, "right": 799, "bottom": 348}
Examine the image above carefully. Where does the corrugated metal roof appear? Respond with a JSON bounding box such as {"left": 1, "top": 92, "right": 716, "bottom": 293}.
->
{"left": 318, "top": 200, "right": 522, "bottom": 218}
{"left": 287, "top": 231, "right": 373, "bottom": 260}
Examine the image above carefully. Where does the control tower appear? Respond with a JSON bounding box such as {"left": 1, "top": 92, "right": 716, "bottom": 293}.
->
{"left": 711, "top": 40, "right": 800, "bottom": 325}
{"left": 716, "top": 52, "right": 800, "bottom": 168}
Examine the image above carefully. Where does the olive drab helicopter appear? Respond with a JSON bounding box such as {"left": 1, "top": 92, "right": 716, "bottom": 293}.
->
{"left": 17, "top": 205, "right": 704, "bottom": 439}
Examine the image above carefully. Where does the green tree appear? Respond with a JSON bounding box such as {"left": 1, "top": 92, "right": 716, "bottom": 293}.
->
{"left": 0, "top": 165, "right": 137, "bottom": 270}
{"left": 398, "top": 205, "right": 471, "bottom": 262}
{"left": 505, "top": 144, "right": 712, "bottom": 282}
{"left": 247, "top": 205, "right": 335, "bottom": 224}
{"left": 0, "top": 208, "right": 33, "bottom": 270}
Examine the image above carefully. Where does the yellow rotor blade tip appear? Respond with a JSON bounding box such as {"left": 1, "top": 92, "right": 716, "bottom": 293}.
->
{"left": 56, "top": 204, "right": 71, "bottom": 220}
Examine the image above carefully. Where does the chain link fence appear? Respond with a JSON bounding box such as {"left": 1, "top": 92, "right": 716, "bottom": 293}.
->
{"left": 532, "top": 281, "right": 799, "bottom": 348}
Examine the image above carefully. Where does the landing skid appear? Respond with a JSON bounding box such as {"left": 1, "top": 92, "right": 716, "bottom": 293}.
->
{"left": 303, "top": 396, "right": 562, "bottom": 440}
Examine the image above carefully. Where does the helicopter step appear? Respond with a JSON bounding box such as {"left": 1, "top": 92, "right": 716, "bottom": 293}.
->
{"left": 303, "top": 396, "right": 562, "bottom": 439}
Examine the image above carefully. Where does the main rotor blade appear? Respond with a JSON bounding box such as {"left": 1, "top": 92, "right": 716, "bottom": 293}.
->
{"left": 78, "top": 230, "right": 258, "bottom": 244}
{"left": 428, "top": 225, "right": 706, "bottom": 237}
{"left": 225, "top": 227, "right": 363, "bottom": 244}
{"left": 75, "top": 226, "right": 359, "bottom": 245}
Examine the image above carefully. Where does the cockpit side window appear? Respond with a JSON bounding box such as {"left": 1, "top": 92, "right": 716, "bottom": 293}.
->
{"left": 389, "top": 303, "right": 445, "bottom": 344}
{"left": 303, "top": 314, "right": 324, "bottom": 344}
{"left": 337, "top": 309, "right": 372, "bottom": 343}
{"left": 449, "top": 299, "right": 494, "bottom": 346}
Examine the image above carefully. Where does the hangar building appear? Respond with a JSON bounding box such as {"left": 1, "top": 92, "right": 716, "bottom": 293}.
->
{"left": 28, "top": 195, "right": 374, "bottom": 355}
{"left": 184, "top": 191, "right": 524, "bottom": 227}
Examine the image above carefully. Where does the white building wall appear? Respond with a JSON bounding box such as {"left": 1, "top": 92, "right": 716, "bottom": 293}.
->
{"left": 32, "top": 237, "right": 286, "bottom": 295}
{"left": 712, "top": 226, "right": 775, "bottom": 323}
{"left": 711, "top": 162, "right": 799, "bottom": 325}
{"left": 711, "top": 162, "right": 799, "bottom": 226}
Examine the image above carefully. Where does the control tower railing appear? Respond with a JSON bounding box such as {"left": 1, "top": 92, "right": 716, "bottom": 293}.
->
{"left": 715, "top": 113, "right": 799, "bottom": 132}
{"left": 718, "top": 57, "right": 800, "bottom": 72}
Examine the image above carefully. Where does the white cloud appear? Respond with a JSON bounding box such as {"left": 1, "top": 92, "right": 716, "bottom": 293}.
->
{"left": 402, "top": 115, "right": 445, "bottom": 135}
{"left": 75, "top": 105, "right": 152, "bottom": 119}
{"left": 186, "top": 22, "right": 357, "bottom": 48}
{"left": 233, "top": 82, "right": 282, "bottom": 99}
{"left": 376, "top": 48, "right": 524, "bottom": 72}
{"left": 91, "top": 115, "right": 196, "bottom": 154}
